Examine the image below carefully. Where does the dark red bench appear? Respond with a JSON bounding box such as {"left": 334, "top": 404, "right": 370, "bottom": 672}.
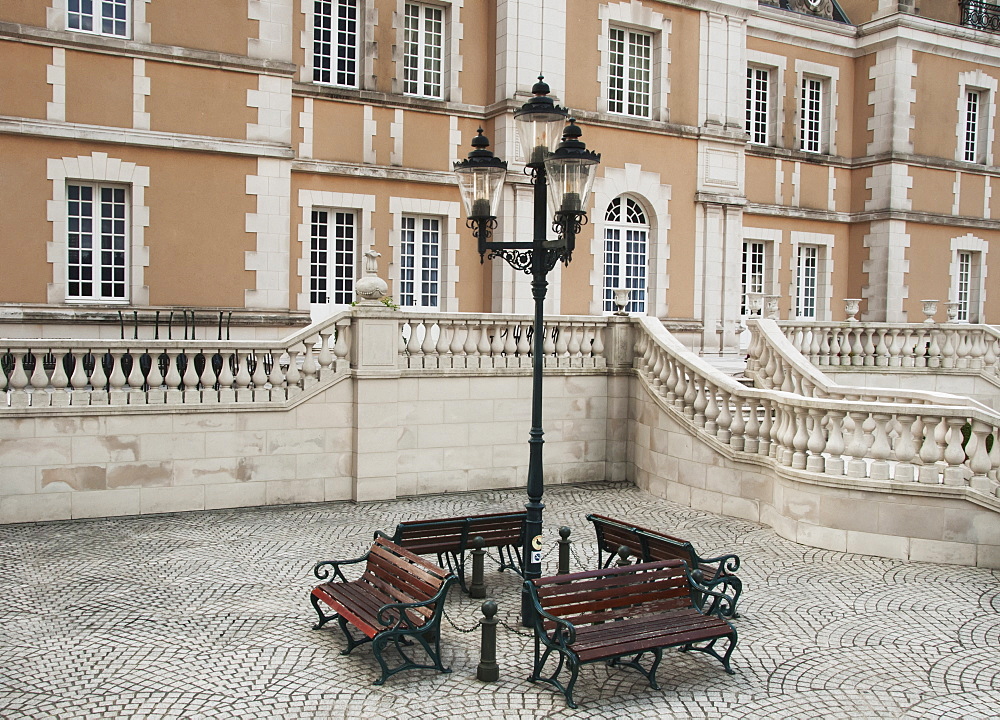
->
{"left": 380, "top": 510, "right": 526, "bottom": 590}
{"left": 310, "top": 536, "right": 457, "bottom": 685}
{"left": 587, "top": 512, "right": 742, "bottom": 615}
{"left": 525, "top": 559, "right": 738, "bottom": 708}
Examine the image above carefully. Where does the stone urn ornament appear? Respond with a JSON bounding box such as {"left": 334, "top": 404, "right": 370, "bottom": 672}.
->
{"left": 355, "top": 250, "right": 390, "bottom": 304}
{"left": 613, "top": 288, "right": 631, "bottom": 315}
{"left": 746, "top": 292, "right": 764, "bottom": 317}
{"left": 944, "top": 301, "right": 961, "bottom": 323}
{"left": 764, "top": 295, "right": 781, "bottom": 320}
{"left": 843, "top": 298, "right": 861, "bottom": 323}
{"left": 921, "top": 300, "right": 938, "bottom": 324}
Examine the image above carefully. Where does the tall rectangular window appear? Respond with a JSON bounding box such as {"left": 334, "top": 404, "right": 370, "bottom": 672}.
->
{"left": 957, "top": 251, "right": 972, "bottom": 321}
{"left": 313, "top": 0, "right": 358, "bottom": 87}
{"left": 746, "top": 67, "right": 770, "bottom": 146}
{"left": 403, "top": 3, "right": 443, "bottom": 99}
{"left": 795, "top": 245, "right": 818, "bottom": 319}
{"left": 67, "top": 183, "right": 128, "bottom": 301}
{"left": 399, "top": 216, "right": 440, "bottom": 308}
{"left": 310, "top": 210, "right": 355, "bottom": 305}
{"left": 68, "top": 0, "right": 129, "bottom": 38}
{"left": 741, "top": 241, "right": 765, "bottom": 315}
{"left": 800, "top": 77, "right": 824, "bottom": 153}
{"left": 608, "top": 28, "right": 652, "bottom": 118}
{"left": 964, "top": 90, "right": 982, "bottom": 163}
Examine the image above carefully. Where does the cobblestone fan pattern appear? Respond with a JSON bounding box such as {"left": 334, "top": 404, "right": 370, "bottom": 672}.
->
{"left": 1, "top": 482, "right": 999, "bottom": 719}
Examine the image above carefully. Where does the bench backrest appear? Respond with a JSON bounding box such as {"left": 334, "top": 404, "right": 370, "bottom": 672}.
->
{"left": 588, "top": 513, "right": 698, "bottom": 567}
{"left": 389, "top": 511, "right": 526, "bottom": 553}
{"left": 531, "top": 560, "right": 692, "bottom": 629}
{"left": 361, "top": 537, "right": 452, "bottom": 625}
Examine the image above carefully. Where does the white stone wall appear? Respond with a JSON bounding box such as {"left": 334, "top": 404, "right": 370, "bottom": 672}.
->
{"left": 628, "top": 377, "right": 1000, "bottom": 568}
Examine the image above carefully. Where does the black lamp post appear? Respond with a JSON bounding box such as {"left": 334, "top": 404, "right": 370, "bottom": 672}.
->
{"left": 454, "top": 77, "right": 600, "bottom": 625}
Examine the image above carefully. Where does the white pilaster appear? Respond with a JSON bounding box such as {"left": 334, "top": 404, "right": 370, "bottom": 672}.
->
{"left": 46, "top": 47, "right": 65, "bottom": 123}
{"left": 390, "top": 109, "right": 404, "bottom": 167}
{"left": 495, "top": 0, "right": 566, "bottom": 103}
{"left": 862, "top": 219, "right": 910, "bottom": 322}
{"left": 866, "top": 46, "right": 916, "bottom": 156}
{"left": 248, "top": 0, "right": 293, "bottom": 62}
{"left": 298, "top": 97, "right": 314, "bottom": 158}
{"left": 247, "top": 75, "right": 293, "bottom": 144}
{"left": 363, "top": 105, "right": 377, "bottom": 164}
{"left": 245, "top": 158, "right": 292, "bottom": 309}
{"left": 133, "top": 58, "right": 150, "bottom": 130}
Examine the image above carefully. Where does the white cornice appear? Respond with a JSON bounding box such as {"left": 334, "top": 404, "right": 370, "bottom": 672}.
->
{"left": 0, "top": 117, "right": 293, "bottom": 158}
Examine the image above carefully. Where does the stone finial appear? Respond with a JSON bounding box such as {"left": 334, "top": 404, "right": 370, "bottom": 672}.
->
{"left": 355, "top": 250, "right": 389, "bottom": 304}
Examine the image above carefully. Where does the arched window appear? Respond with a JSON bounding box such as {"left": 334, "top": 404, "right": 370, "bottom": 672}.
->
{"left": 603, "top": 196, "right": 648, "bottom": 313}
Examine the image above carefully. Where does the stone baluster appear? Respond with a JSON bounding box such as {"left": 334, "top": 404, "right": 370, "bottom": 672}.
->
{"left": 268, "top": 349, "right": 286, "bottom": 399}
{"left": 664, "top": 358, "right": 678, "bottom": 402}
{"left": 106, "top": 351, "right": 127, "bottom": 406}
{"left": 418, "top": 319, "right": 435, "bottom": 364}
{"left": 554, "top": 324, "right": 569, "bottom": 362}
{"left": 318, "top": 330, "right": 334, "bottom": 373}
{"left": 683, "top": 371, "right": 699, "bottom": 421}
{"left": 434, "top": 321, "right": 451, "bottom": 362}
{"left": 892, "top": 414, "right": 918, "bottom": 482}
{"left": 126, "top": 351, "right": 145, "bottom": 400}
{"left": 542, "top": 324, "right": 557, "bottom": 364}
{"left": 7, "top": 350, "right": 31, "bottom": 407}
{"left": 806, "top": 408, "right": 826, "bottom": 472}
{"left": 650, "top": 348, "right": 664, "bottom": 389}
{"left": 182, "top": 351, "right": 201, "bottom": 403}
{"left": 592, "top": 325, "right": 605, "bottom": 359}
{"left": 515, "top": 324, "right": 530, "bottom": 363}
{"left": 163, "top": 349, "right": 183, "bottom": 404}
{"left": 217, "top": 352, "right": 236, "bottom": 403}
{"left": 301, "top": 341, "right": 318, "bottom": 387}
{"left": 146, "top": 351, "right": 166, "bottom": 404}
{"left": 716, "top": 389, "right": 732, "bottom": 443}
{"left": 824, "top": 409, "right": 846, "bottom": 475}
{"left": 233, "top": 351, "right": 253, "bottom": 402}
{"left": 955, "top": 331, "right": 971, "bottom": 369}
{"left": 771, "top": 356, "right": 785, "bottom": 392}
{"left": 28, "top": 352, "right": 50, "bottom": 407}
{"left": 861, "top": 329, "right": 876, "bottom": 367}
{"left": 250, "top": 352, "right": 269, "bottom": 402}
{"left": 817, "top": 329, "right": 831, "bottom": 366}
{"left": 838, "top": 328, "right": 853, "bottom": 366}
{"left": 846, "top": 411, "right": 869, "bottom": 478}
{"left": 942, "top": 416, "right": 968, "bottom": 486}
{"left": 656, "top": 351, "right": 670, "bottom": 393}
{"left": 970, "top": 332, "right": 987, "bottom": 370}
{"left": 450, "top": 323, "right": 466, "bottom": 363}
{"left": 849, "top": 329, "right": 864, "bottom": 366}
{"left": 727, "top": 393, "right": 743, "bottom": 450}
{"left": 778, "top": 406, "right": 795, "bottom": 464}
{"left": 568, "top": 325, "right": 582, "bottom": 361}
{"left": 791, "top": 407, "right": 809, "bottom": 469}
{"left": 405, "top": 321, "right": 422, "bottom": 364}
{"left": 729, "top": 395, "right": 760, "bottom": 453}
{"left": 285, "top": 345, "right": 302, "bottom": 391}
{"left": 703, "top": 380, "right": 719, "bottom": 433}
{"left": 200, "top": 351, "right": 219, "bottom": 403}
{"left": 965, "top": 419, "right": 993, "bottom": 493}
{"left": 941, "top": 330, "right": 957, "bottom": 369}
{"left": 988, "top": 429, "right": 1000, "bottom": 485}
{"left": 868, "top": 413, "right": 892, "bottom": 480}
{"left": 984, "top": 334, "right": 999, "bottom": 370}
{"left": 49, "top": 351, "right": 71, "bottom": 407}
{"left": 925, "top": 329, "right": 941, "bottom": 368}
{"left": 89, "top": 351, "right": 109, "bottom": 404}
{"left": 887, "top": 329, "right": 904, "bottom": 368}
{"left": 762, "top": 345, "right": 778, "bottom": 388}
{"left": 486, "top": 324, "right": 502, "bottom": 362}
{"left": 874, "top": 330, "right": 890, "bottom": 367}
{"left": 334, "top": 323, "right": 350, "bottom": 370}
{"left": 758, "top": 398, "right": 773, "bottom": 456}
{"left": 899, "top": 328, "right": 914, "bottom": 368}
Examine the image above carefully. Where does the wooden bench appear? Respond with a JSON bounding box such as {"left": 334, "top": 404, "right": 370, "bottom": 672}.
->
{"left": 587, "top": 513, "right": 743, "bottom": 615}
{"left": 379, "top": 510, "right": 526, "bottom": 591}
{"left": 525, "top": 559, "right": 738, "bottom": 708}
{"left": 310, "top": 536, "right": 457, "bottom": 685}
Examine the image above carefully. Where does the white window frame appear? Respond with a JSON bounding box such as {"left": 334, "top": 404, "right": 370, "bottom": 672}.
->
{"left": 956, "top": 71, "right": 997, "bottom": 165}
{"left": 312, "top": 0, "right": 360, "bottom": 88}
{"left": 388, "top": 197, "right": 460, "bottom": 312}
{"left": 795, "top": 60, "right": 838, "bottom": 156}
{"left": 65, "top": 0, "right": 130, "bottom": 38}
{"left": 794, "top": 244, "right": 818, "bottom": 318}
{"left": 309, "top": 209, "right": 357, "bottom": 307}
{"left": 398, "top": 215, "right": 442, "bottom": 309}
{"left": 66, "top": 182, "right": 130, "bottom": 302}
{"left": 599, "top": 2, "right": 670, "bottom": 122}
{"left": 789, "top": 231, "right": 834, "bottom": 321}
{"left": 745, "top": 52, "right": 786, "bottom": 149}
{"left": 602, "top": 196, "right": 649, "bottom": 314}
{"left": 741, "top": 228, "right": 781, "bottom": 319}
{"left": 47, "top": 152, "right": 150, "bottom": 306}
{"left": 608, "top": 27, "right": 653, "bottom": 119}
{"left": 746, "top": 66, "right": 771, "bottom": 146}
{"left": 48, "top": 1, "right": 150, "bottom": 42}
{"left": 741, "top": 240, "right": 766, "bottom": 315}
{"left": 950, "top": 234, "right": 989, "bottom": 324}
{"left": 297, "top": 190, "right": 375, "bottom": 318}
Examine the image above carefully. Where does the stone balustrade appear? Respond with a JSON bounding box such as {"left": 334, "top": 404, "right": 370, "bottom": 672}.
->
{"left": 776, "top": 320, "right": 1000, "bottom": 375}
{"left": 0, "top": 312, "right": 352, "bottom": 409}
{"left": 398, "top": 313, "right": 608, "bottom": 370}
{"left": 635, "top": 317, "right": 1000, "bottom": 496}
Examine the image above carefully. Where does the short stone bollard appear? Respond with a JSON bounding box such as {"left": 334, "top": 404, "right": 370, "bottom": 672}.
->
{"left": 616, "top": 545, "right": 632, "bottom": 567}
{"left": 469, "top": 535, "right": 486, "bottom": 599}
{"left": 558, "top": 526, "right": 571, "bottom": 575}
{"left": 477, "top": 600, "right": 499, "bottom": 682}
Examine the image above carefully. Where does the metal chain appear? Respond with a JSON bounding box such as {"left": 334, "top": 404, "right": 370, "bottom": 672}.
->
{"left": 498, "top": 616, "right": 535, "bottom": 638}
{"left": 568, "top": 541, "right": 592, "bottom": 571}
{"left": 442, "top": 606, "right": 481, "bottom": 634}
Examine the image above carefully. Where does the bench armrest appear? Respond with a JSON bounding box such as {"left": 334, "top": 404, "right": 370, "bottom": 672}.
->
{"left": 687, "top": 571, "right": 741, "bottom": 619}
{"left": 376, "top": 575, "right": 457, "bottom": 630}
{"left": 694, "top": 552, "right": 741, "bottom": 577}
{"left": 523, "top": 580, "right": 577, "bottom": 646}
{"left": 312, "top": 549, "right": 370, "bottom": 583}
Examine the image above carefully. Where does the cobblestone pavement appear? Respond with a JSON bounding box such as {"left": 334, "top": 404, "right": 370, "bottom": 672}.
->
{"left": 1, "top": 481, "right": 999, "bottom": 719}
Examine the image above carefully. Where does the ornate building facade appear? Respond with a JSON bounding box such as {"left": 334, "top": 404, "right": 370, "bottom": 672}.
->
{"left": 1, "top": 0, "right": 998, "bottom": 347}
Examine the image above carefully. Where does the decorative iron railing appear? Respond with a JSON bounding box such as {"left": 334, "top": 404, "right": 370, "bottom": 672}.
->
{"left": 961, "top": 0, "right": 1000, "bottom": 31}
